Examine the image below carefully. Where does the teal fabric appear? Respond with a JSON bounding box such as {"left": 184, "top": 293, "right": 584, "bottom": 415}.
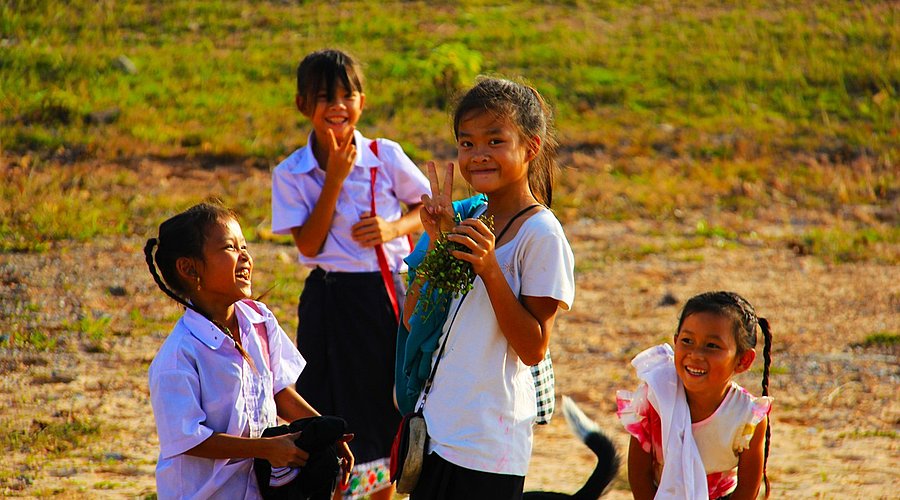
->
{"left": 395, "top": 194, "right": 487, "bottom": 415}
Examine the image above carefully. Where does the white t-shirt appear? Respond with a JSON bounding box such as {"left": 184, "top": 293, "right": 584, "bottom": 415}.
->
{"left": 271, "top": 130, "right": 430, "bottom": 272}
{"left": 421, "top": 209, "right": 575, "bottom": 476}
{"left": 149, "top": 300, "right": 306, "bottom": 500}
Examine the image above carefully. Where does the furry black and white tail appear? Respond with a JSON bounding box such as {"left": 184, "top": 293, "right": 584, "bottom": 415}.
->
{"left": 523, "top": 396, "right": 620, "bottom": 499}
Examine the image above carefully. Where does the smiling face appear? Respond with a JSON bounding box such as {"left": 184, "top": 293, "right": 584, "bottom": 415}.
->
{"left": 299, "top": 82, "right": 365, "bottom": 147}
{"left": 673, "top": 311, "right": 750, "bottom": 403}
{"left": 456, "top": 110, "right": 536, "bottom": 197}
{"left": 191, "top": 218, "right": 253, "bottom": 308}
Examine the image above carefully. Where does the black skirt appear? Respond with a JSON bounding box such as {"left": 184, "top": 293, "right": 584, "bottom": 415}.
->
{"left": 295, "top": 267, "right": 404, "bottom": 465}
{"left": 411, "top": 452, "right": 525, "bottom": 500}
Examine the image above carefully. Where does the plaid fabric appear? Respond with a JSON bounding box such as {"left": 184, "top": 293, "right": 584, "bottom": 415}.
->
{"left": 531, "top": 349, "right": 555, "bottom": 425}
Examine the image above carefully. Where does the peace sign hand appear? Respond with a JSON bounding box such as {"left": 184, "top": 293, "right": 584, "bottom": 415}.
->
{"left": 420, "top": 161, "right": 456, "bottom": 241}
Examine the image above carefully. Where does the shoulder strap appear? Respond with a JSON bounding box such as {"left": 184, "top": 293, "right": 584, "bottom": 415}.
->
{"left": 495, "top": 204, "right": 542, "bottom": 243}
{"left": 242, "top": 299, "right": 271, "bottom": 371}
{"left": 416, "top": 292, "right": 468, "bottom": 412}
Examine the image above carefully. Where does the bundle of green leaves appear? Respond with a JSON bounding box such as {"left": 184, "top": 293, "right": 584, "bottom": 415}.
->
{"left": 415, "top": 214, "right": 493, "bottom": 318}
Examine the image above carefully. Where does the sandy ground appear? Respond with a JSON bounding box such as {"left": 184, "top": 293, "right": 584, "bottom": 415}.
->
{"left": 0, "top": 163, "right": 897, "bottom": 499}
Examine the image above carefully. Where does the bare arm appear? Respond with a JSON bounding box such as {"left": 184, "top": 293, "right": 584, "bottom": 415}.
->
{"left": 403, "top": 162, "right": 455, "bottom": 329}
{"left": 291, "top": 129, "right": 357, "bottom": 257}
{"left": 185, "top": 431, "right": 308, "bottom": 468}
{"left": 628, "top": 436, "right": 657, "bottom": 500}
{"left": 273, "top": 386, "right": 320, "bottom": 421}
{"left": 730, "top": 415, "right": 768, "bottom": 500}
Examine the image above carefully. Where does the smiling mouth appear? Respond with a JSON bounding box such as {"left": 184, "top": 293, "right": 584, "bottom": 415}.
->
{"left": 685, "top": 366, "right": 707, "bottom": 376}
{"left": 325, "top": 117, "right": 348, "bottom": 125}
{"left": 236, "top": 269, "right": 251, "bottom": 281}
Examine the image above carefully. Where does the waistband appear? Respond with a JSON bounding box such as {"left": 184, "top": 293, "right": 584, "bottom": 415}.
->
{"left": 308, "top": 267, "right": 407, "bottom": 280}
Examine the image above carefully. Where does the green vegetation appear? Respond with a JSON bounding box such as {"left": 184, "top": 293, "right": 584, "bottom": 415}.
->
{"left": 2, "top": 0, "right": 896, "bottom": 163}
{"left": 857, "top": 332, "right": 900, "bottom": 348}
{"left": 1, "top": 416, "right": 101, "bottom": 455}
{"left": 0, "top": 0, "right": 897, "bottom": 266}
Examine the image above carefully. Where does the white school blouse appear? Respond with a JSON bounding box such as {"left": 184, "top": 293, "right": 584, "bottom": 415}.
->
{"left": 271, "top": 130, "right": 430, "bottom": 272}
{"left": 149, "top": 300, "right": 306, "bottom": 500}
{"left": 421, "top": 209, "right": 575, "bottom": 476}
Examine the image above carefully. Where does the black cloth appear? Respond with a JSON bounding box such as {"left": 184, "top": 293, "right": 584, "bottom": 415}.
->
{"left": 295, "top": 268, "right": 403, "bottom": 464}
{"left": 253, "top": 416, "right": 347, "bottom": 500}
{"left": 411, "top": 451, "right": 525, "bottom": 500}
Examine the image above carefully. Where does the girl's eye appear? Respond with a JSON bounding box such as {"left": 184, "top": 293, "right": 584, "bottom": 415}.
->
{"left": 459, "top": 141, "right": 472, "bottom": 148}
{"left": 489, "top": 139, "right": 503, "bottom": 145}
{"left": 680, "top": 337, "right": 692, "bottom": 345}
{"left": 707, "top": 343, "right": 720, "bottom": 349}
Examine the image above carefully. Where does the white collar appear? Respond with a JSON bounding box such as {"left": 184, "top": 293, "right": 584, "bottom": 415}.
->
{"left": 182, "top": 301, "right": 265, "bottom": 350}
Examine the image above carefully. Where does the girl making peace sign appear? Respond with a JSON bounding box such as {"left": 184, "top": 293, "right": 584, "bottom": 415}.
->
{"left": 402, "top": 78, "right": 576, "bottom": 499}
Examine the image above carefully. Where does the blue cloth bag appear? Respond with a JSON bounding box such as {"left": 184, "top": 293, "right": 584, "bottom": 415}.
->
{"left": 395, "top": 194, "right": 487, "bottom": 415}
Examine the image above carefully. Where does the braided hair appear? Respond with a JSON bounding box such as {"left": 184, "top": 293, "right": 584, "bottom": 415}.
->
{"left": 144, "top": 201, "right": 256, "bottom": 370}
{"left": 677, "top": 291, "right": 773, "bottom": 498}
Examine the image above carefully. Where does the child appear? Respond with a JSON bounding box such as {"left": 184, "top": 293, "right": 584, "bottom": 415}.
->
{"left": 404, "top": 77, "right": 575, "bottom": 499}
{"left": 144, "top": 201, "right": 353, "bottom": 499}
{"left": 617, "top": 291, "right": 773, "bottom": 500}
{"left": 270, "top": 48, "right": 430, "bottom": 499}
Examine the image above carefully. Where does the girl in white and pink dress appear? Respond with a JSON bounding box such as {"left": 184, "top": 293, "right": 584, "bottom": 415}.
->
{"left": 617, "top": 291, "right": 773, "bottom": 500}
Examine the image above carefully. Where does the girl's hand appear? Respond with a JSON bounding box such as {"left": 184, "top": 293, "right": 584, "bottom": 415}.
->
{"left": 420, "top": 161, "right": 456, "bottom": 240}
{"left": 336, "top": 433, "right": 355, "bottom": 487}
{"left": 351, "top": 212, "right": 398, "bottom": 247}
{"left": 446, "top": 217, "right": 499, "bottom": 278}
{"left": 265, "top": 431, "right": 310, "bottom": 468}
{"left": 324, "top": 128, "right": 357, "bottom": 185}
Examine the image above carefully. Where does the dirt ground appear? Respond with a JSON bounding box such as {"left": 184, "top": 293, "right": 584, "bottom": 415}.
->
{"left": 0, "top": 162, "right": 897, "bottom": 499}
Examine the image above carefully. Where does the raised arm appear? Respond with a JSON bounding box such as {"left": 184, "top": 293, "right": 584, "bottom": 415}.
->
{"left": 291, "top": 129, "right": 357, "bottom": 257}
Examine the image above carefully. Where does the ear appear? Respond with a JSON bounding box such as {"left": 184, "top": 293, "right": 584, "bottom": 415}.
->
{"left": 358, "top": 92, "right": 366, "bottom": 111}
{"left": 734, "top": 348, "right": 757, "bottom": 374}
{"left": 525, "top": 136, "right": 542, "bottom": 163}
{"left": 176, "top": 256, "right": 199, "bottom": 282}
{"left": 295, "top": 94, "right": 309, "bottom": 116}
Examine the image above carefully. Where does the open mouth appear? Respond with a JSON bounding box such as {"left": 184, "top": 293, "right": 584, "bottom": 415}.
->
{"left": 685, "top": 366, "right": 707, "bottom": 376}
{"left": 236, "top": 269, "right": 251, "bottom": 282}
{"left": 325, "top": 117, "right": 348, "bottom": 125}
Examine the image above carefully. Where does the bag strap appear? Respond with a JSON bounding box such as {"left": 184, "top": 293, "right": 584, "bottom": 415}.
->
{"left": 368, "top": 139, "right": 413, "bottom": 323}
{"left": 416, "top": 292, "right": 468, "bottom": 412}
{"left": 242, "top": 299, "right": 271, "bottom": 371}
{"left": 495, "top": 204, "right": 542, "bottom": 244}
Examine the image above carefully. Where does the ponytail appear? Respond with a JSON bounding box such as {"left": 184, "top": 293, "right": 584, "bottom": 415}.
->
{"left": 759, "top": 317, "right": 772, "bottom": 499}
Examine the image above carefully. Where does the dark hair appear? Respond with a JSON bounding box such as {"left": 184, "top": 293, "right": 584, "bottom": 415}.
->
{"left": 452, "top": 77, "right": 558, "bottom": 207}
{"left": 677, "top": 291, "right": 773, "bottom": 498}
{"left": 144, "top": 201, "right": 256, "bottom": 369}
{"left": 296, "top": 49, "right": 364, "bottom": 114}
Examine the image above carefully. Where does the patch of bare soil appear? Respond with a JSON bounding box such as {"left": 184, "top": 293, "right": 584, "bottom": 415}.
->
{"left": 0, "top": 162, "right": 897, "bottom": 499}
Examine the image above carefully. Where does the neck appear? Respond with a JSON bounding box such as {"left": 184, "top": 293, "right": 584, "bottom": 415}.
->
{"left": 191, "top": 296, "right": 238, "bottom": 335}
{"left": 483, "top": 189, "right": 540, "bottom": 219}
{"left": 684, "top": 383, "right": 732, "bottom": 423}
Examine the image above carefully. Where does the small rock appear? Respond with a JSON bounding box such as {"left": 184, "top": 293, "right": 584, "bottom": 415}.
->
{"left": 84, "top": 108, "right": 121, "bottom": 125}
{"left": 112, "top": 55, "right": 137, "bottom": 74}
{"left": 658, "top": 292, "right": 678, "bottom": 307}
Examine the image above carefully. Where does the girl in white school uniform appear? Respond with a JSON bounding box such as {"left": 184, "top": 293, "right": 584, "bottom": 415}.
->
{"left": 270, "top": 49, "right": 430, "bottom": 499}
{"left": 145, "top": 201, "right": 353, "bottom": 499}
{"left": 404, "top": 77, "right": 575, "bottom": 499}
